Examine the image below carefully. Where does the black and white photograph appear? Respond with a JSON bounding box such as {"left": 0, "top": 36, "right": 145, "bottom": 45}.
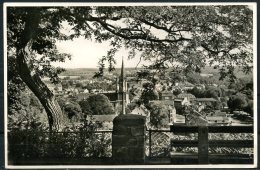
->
{"left": 4, "top": 3, "right": 257, "bottom": 169}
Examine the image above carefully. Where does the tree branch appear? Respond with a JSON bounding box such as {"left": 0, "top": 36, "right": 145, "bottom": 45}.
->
{"left": 201, "top": 43, "right": 229, "bottom": 55}
{"left": 139, "top": 19, "right": 192, "bottom": 33}
{"left": 89, "top": 16, "right": 191, "bottom": 43}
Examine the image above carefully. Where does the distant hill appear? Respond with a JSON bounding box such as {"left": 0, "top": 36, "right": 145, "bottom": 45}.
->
{"left": 60, "top": 68, "right": 98, "bottom": 76}
{"left": 201, "top": 66, "right": 253, "bottom": 78}
{"left": 59, "top": 66, "right": 252, "bottom": 79}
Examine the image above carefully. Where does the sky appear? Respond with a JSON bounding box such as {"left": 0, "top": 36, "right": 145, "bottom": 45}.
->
{"left": 54, "top": 36, "right": 150, "bottom": 69}
{"left": 52, "top": 18, "right": 166, "bottom": 69}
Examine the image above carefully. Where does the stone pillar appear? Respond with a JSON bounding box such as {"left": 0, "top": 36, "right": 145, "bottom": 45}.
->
{"left": 112, "top": 114, "right": 146, "bottom": 164}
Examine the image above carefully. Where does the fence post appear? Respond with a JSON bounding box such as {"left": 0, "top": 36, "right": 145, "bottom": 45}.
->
{"left": 198, "top": 126, "right": 209, "bottom": 164}
{"left": 149, "top": 129, "right": 152, "bottom": 158}
{"left": 112, "top": 114, "right": 146, "bottom": 164}
{"left": 26, "top": 133, "right": 29, "bottom": 156}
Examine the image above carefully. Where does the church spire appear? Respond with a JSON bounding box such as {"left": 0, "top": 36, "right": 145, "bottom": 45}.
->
{"left": 120, "top": 58, "right": 125, "bottom": 83}
{"left": 120, "top": 57, "right": 126, "bottom": 115}
{"left": 119, "top": 57, "right": 125, "bottom": 92}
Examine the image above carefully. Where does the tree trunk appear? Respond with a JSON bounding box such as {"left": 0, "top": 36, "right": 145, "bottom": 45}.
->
{"left": 15, "top": 8, "right": 65, "bottom": 131}
{"left": 16, "top": 40, "right": 66, "bottom": 132}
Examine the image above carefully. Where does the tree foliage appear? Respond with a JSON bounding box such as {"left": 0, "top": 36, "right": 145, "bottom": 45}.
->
{"left": 57, "top": 97, "right": 82, "bottom": 120}
{"left": 140, "top": 82, "right": 159, "bottom": 105}
{"left": 168, "top": 69, "right": 186, "bottom": 85}
{"left": 79, "top": 94, "right": 114, "bottom": 115}
{"left": 188, "top": 85, "right": 226, "bottom": 99}
{"left": 187, "top": 87, "right": 205, "bottom": 98}
{"left": 227, "top": 92, "right": 248, "bottom": 112}
{"left": 243, "top": 99, "right": 253, "bottom": 116}
{"left": 226, "top": 77, "right": 253, "bottom": 115}
{"left": 172, "top": 88, "right": 182, "bottom": 96}
{"left": 94, "top": 6, "right": 253, "bottom": 79}
{"left": 148, "top": 101, "right": 169, "bottom": 129}
{"left": 8, "top": 89, "right": 48, "bottom": 130}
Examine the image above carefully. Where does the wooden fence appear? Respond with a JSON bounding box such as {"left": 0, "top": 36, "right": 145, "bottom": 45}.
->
{"left": 8, "top": 126, "right": 254, "bottom": 165}
{"left": 170, "top": 124, "right": 254, "bottom": 164}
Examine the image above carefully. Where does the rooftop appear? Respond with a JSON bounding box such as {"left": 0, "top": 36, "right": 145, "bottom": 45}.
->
{"left": 195, "top": 98, "right": 217, "bottom": 102}
{"left": 177, "top": 93, "right": 196, "bottom": 99}
{"left": 86, "top": 114, "right": 117, "bottom": 123}
{"left": 206, "top": 116, "right": 229, "bottom": 121}
{"left": 150, "top": 100, "right": 175, "bottom": 107}
{"left": 161, "top": 90, "right": 173, "bottom": 95}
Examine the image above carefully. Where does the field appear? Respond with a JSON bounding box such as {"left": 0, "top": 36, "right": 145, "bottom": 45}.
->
{"left": 59, "top": 67, "right": 141, "bottom": 78}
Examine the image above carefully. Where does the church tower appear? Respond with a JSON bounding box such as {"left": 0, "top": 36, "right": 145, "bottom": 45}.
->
{"left": 115, "top": 58, "right": 130, "bottom": 115}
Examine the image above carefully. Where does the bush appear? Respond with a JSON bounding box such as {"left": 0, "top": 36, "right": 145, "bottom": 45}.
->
{"left": 8, "top": 120, "right": 112, "bottom": 162}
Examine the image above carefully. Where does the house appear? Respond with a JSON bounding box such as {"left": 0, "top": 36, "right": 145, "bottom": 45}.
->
{"left": 174, "top": 97, "right": 190, "bottom": 107}
{"left": 175, "top": 114, "right": 185, "bottom": 124}
{"left": 206, "top": 116, "right": 229, "bottom": 125}
{"left": 175, "top": 82, "right": 195, "bottom": 90}
{"left": 90, "top": 89, "right": 103, "bottom": 93}
{"left": 174, "top": 93, "right": 196, "bottom": 107}
{"left": 83, "top": 89, "right": 89, "bottom": 93}
{"left": 128, "top": 77, "right": 147, "bottom": 87}
{"left": 195, "top": 84, "right": 205, "bottom": 90}
{"left": 194, "top": 98, "right": 217, "bottom": 111}
{"left": 207, "top": 110, "right": 227, "bottom": 117}
{"left": 77, "top": 93, "right": 90, "bottom": 101}
{"left": 154, "top": 83, "right": 163, "bottom": 92}
{"left": 66, "top": 88, "right": 79, "bottom": 95}
{"left": 183, "top": 82, "right": 195, "bottom": 90}
{"left": 131, "top": 105, "right": 149, "bottom": 116}
{"left": 160, "top": 90, "right": 174, "bottom": 100}
{"left": 130, "top": 104, "right": 150, "bottom": 126}
{"left": 177, "top": 93, "right": 196, "bottom": 101}
{"left": 195, "top": 97, "right": 217, "bottom": 103}
{"left": 200, "top": 73, "right": 213, "bottom": 77}
{"left": 206, "top": 110, "right": 229, "bottom": 125}
{"left": 44, "top": 80, "right": 63, "bottom": 95}
{"left": 127, "top": 77, "right": 139, "bottom": 89}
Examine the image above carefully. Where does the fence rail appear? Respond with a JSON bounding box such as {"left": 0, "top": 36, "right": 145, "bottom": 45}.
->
{"left": 170, "top": 125, "right": 253, "bottom": 133}
{"left": 171, "top": 140, "right": 253, "bottom": 148}
{"left": 170, "top": 124, "right": 254, "bottom": 164}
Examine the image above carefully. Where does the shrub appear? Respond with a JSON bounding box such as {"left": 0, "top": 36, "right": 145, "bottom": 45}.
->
{"left": 8, "top": 120, "right": 112, "bottom": 162}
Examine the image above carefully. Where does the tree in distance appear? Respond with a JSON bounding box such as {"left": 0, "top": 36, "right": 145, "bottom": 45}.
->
{"left": 79, "top": 94, "right": 114, "bottom": 115}
{"left": 147, "top": 101, "right": 169, "bottom": 129}
{"left": 140, "top": 81, "right": 159, "bottom": 105}
{"left": 57, "top": 97, "right": 83, "bottom": 121}
{"left": 227, "top": 92, "right": 248, "bottom": 113}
